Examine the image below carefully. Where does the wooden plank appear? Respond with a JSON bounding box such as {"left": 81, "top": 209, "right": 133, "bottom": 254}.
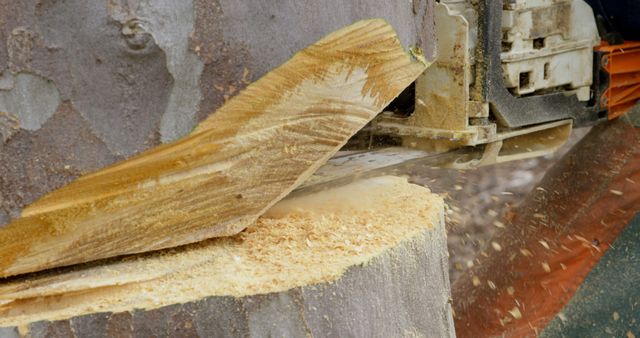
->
{"left": 0, "top": 19, "right": 428, "bottom": 277}
{"left": 0, "top": 177, "right": 453, "bottom": 337}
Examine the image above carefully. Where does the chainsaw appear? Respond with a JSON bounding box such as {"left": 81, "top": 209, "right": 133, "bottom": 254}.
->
{"left": 300, "top": 0, "right": 640, "bottom": 193}
{"left": 0, "top": 0, "right": 639, "bottom": 278}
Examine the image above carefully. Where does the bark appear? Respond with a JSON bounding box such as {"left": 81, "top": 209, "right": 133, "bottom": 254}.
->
{"left": 0, "top": 0, "right": 435, "bottom": 226}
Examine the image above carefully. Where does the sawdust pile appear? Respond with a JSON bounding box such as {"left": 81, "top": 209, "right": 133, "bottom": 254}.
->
{"left": 0, "top": 176, "right": 443, "bottom": 326}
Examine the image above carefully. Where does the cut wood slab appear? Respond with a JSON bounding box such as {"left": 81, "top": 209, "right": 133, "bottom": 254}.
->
{"left": 0, "top": 19, "right": 428, "bottom": 278}
{"left": 0, "top": 176, "right": 453, "bottom": 337}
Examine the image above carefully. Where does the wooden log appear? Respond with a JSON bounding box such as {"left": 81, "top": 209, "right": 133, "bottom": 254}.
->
{"left": 0, "top": 176, "right": 453, "bottom": 337}
{"left": 0, "top": 19, "right": 428, "bottom": 278}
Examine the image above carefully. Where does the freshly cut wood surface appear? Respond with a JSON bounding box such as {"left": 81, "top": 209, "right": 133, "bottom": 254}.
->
{"left": 0, "top": 19, "right": 427, "bottom": 278}
{"left": 0, "top": 176, "right": 450, "bottom": 338}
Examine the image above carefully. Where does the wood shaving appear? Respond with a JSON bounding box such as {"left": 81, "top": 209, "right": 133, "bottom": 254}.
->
{"left": 509, "top": 307, "right": 522, "bottom": 319}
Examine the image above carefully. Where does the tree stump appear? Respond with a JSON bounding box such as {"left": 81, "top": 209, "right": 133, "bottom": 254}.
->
{"left": 0, "top": 177, "right": 454, "bottom": 337}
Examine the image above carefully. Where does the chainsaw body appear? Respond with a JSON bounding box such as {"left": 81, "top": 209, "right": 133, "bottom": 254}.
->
{"left": 348, "top": 0, "right": 640, "bottom": 168}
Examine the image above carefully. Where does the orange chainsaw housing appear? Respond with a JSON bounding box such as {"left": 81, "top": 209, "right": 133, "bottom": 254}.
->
{"left": 596, "top": 41, "right": 640, "bottom": 119}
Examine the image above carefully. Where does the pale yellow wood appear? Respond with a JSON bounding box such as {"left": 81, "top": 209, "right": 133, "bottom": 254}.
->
{"left": 0, "top": 19, "right": 428, "bottom": 277}
{"left": 0, "top": 176, "right": 445, "bottom": 327}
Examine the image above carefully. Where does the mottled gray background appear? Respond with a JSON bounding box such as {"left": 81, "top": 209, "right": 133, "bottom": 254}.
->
{"left": 0, "top": 0, "right": 436, "bottom": 227}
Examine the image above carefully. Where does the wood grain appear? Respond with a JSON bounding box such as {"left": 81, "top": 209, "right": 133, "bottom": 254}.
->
{"left": 0, "top": 19, "right": 428, "bottom": 277}
{"left": 0, "top": 177, "right": 452, "bottom": 338}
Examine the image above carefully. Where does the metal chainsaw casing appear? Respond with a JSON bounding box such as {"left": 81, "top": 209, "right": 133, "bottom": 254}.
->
{"left": 360, "top": 0, "right": 602, "bottom": 167}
